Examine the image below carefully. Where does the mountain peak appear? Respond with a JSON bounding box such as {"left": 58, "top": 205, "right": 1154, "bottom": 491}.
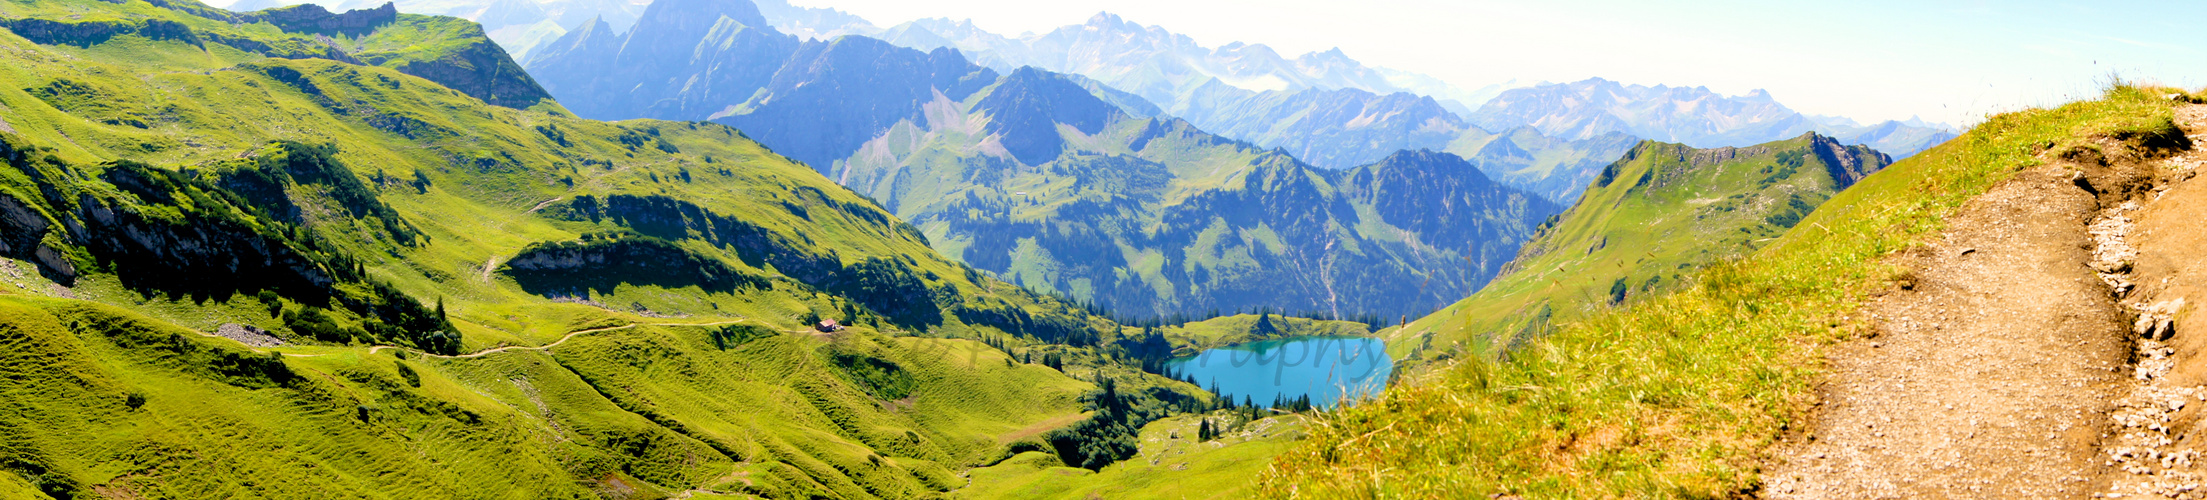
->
{"left": 1085, "top": 11, "right": 1128, "bottom": 29}
{"left": 976, "top": 66, "right": 1123, "bottom": 165}
{"left": 634, "top": 0, "right": 769, "bottom": 35}
{"left": 1298, "top": 47, "right": 1353, "bottom": 65}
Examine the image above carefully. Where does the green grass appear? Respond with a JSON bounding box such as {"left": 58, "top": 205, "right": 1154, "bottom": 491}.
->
{"left": 1389, "top": 133, "right": 1891, "bottom": 365}
{"left": 0, "top": 0, "right": 1199, "bottom": 496}
{"left": 1142, "top": 313, "right": 1370, "bottom": 356}
{"left": 1255, "top": 85, "right": 2192, "bottom": 497}
{"left": 956, "top": 413, "right": 1307, "bottom": 500}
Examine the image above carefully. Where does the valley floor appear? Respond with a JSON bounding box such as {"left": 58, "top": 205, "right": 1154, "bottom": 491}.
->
{"left": 1768, "top": 104, "right": 2207, "bottom": 498}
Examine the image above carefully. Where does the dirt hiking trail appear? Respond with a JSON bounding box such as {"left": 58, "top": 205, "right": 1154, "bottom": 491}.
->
{"left": 1767, "top": 103, "right": 2207, "bottom": 499}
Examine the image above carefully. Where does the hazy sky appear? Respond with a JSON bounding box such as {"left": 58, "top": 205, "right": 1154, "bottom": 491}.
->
{"left": 787, "top": 0, "right": 2206, "bottom": 126}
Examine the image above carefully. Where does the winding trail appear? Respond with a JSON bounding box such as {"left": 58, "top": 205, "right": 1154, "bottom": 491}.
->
{"left": 526, "top": 196, "right": 562, "bottom": 213}
{"left": 477, "top": 256, "right": 500, "bottom": 283}
{"left": 1766, "top": 104, "right": 2207, "bottom": 498}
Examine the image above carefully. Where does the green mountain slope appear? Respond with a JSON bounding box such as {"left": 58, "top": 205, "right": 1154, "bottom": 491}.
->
{"left": 1256, "top": 84, "right": 2194, "bottom": 497}
{"left": 0, "top": 0, "right": 1202, "bottom": 497}
{"left": 836, "top": 68, "right": 1559, "bottom": 320}
{"left": 1387, "top": 133, "right": 1891, "bottom": 365}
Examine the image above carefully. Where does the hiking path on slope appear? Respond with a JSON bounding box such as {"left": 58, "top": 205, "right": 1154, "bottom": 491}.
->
{"left": 1766, "top": 103, "right": 2207, "bottom": 499}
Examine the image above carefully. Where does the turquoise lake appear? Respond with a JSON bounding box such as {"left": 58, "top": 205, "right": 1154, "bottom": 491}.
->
{"left": 1165, "top": 336, "right": 1391, "bottom": 409}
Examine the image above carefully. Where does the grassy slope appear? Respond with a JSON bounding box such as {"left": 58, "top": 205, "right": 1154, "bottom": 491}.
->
{"left": 1388, "top": 134, "right": 1887, "bottom": 364}
{"left": 0, "top": 0, "right": 1185, "bottom": 497}
{"left": 1256, "top": 86, "right": 2193, "bottom": 497}
{"left": 956, "top": 413, "right": 1307, "bottom": 500}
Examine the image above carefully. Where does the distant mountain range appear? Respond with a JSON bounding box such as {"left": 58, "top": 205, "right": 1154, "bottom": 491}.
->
{"left": 248, "top": 0, "right": 1950, "bottom": 209}
{"left": 524, "top": 0, "right": 1559, "bottom": 319}
{"left": 750, "top": 11, "right": 1947, "bottom": 202}
{"left": 772, "top": 11, "right": 1504, "bottom": 119}
{"left": 1469, "top": 78, "right": 1957, "bottom": 159}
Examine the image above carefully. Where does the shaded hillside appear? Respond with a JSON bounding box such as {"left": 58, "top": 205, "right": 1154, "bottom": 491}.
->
{"left": 0, "top": 0, "right": 1208, "bottom": 497}
{"left": 1386, "top": 133, "right": 1891, "bottom": 366}
{"left": 523, "top": 0, "right": 801, "bottom": 121}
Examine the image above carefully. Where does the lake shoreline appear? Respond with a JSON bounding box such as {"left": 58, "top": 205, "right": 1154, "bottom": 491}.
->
{"left": 1166, "top": 335, "right": 1391, "bottom": 409}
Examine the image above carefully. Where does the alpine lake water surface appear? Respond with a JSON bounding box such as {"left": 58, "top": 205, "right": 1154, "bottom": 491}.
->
{"left": 1165, "top": 336, "right": 1390, "bottom": 409}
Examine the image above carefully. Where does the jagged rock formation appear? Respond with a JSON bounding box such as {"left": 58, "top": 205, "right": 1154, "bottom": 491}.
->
{"left": 248, "top": 3, "right": 397, "bottom": 37}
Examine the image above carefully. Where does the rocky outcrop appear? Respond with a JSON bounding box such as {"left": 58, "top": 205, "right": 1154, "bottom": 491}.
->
{"left": 543, "top": 193, "right": 947, "bottom": 325}
{"left": 502, "top": 233, "right": 767, "bottom": 295}
{"left": 365, "top": 35, "right": 553, "bottom": 109}
{"left": 0, "top": 18, "right": 201, "bottom": 48}
{"left": 246, "top": 3, "right": 397, "bottom": 38}
{"left": 1808, "top": 132, "right": 1893, "bottom": 190}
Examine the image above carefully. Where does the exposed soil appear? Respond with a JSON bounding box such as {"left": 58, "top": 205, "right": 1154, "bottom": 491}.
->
{"left": 2095, "top": 103, "right": 2207, "bottom": 499}
{"left": 211, "top": 323, "right": 286, "bottom": 347}
{"left": 997, "top": 411, "right": 1090, "bottom": 444}
{"left": 1766, "top": 103, "right": 2207, "bottom": 499}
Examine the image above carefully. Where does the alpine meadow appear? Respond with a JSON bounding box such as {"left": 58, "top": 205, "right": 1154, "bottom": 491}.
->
{"left": 0, "top": 0, "right": 2200, "bottom": 498}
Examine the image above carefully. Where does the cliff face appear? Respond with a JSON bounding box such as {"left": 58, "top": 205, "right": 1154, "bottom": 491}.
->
{"left": 249, "top": 3, "right": 397, "bottom": 37}
{"left": 361, "top": 30, "right": 554, "bottom": 109}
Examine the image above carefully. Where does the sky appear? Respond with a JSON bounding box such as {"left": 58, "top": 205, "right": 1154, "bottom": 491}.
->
{"left": 783, "top": 0, "right": 2207, "bottom": 127}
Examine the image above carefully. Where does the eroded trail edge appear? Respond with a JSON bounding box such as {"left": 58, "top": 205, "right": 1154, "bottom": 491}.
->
{"left": 2095, "top": 103, "right": 2207, "bottom": 499}
{"left": 1767, "top": 103, "right": 2207, "bottom": 499}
